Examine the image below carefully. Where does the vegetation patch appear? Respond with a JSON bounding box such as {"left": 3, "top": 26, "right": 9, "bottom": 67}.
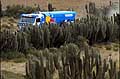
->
{"left": 113, "top": 47, "right": 119, "bottom": 52}
{"left": 105, "top": 45, "right": 112, "bottom": 50}
{"left": 1, "top": 51, "right": 25, "bottom": 60}
{"left": 26, "top": 43, "right": 119, "bottom": 79}
{"left": 2, "top": 70, "right": 25, "bottom": 79}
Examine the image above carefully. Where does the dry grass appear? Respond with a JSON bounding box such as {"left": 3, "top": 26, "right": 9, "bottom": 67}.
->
{"left": 1, "top": 61, "right": 26, "bottom": 75}
{"left": 1, "top": 17, "right": 18, "bottom": 31}
{"left": 2, "top": 70, "right": 25, "bottom": 79}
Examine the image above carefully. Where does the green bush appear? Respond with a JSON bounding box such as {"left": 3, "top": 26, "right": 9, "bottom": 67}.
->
{"left": 113, "top": 47, "right": 118, "bottom": 51}
{"left": 12, "top": 57, "right": 26, "bottom": 63}
{"left": 113, "top": 44, "right": 119, "bottom": 48}
{"left": 105, "top": 45, "right": 112, "bottom": 50}
{"left": 25, "top": 48, "right": 40, "bottom": 57}
{"left": 1, "top": 51, "right": 24, "bottom": 60}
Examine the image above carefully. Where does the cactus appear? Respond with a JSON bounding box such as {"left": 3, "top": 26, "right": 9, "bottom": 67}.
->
{"left": 26, "top": 43, "right": 118, "bottom": 79}
{"left": 1, "top": 14, "right": 119, "bottom": 52}
{"left": 48, "top": 3, "right": 54, "bottom": 11}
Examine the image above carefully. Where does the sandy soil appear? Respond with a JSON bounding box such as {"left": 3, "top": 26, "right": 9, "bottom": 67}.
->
{"left": 1, "top": 62, "right": 26, "bottom": 75}
{"left": 94, "top": 43, "right": 119, "bottom": 61}
{"left": 99, "top": 47, "right": 119, "bottom": 61}
{"left": 94, "top": 43, "right": 119, "bottom": 70}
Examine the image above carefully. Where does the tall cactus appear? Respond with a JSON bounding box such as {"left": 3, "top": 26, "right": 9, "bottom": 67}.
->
{"left": 26, "top": 43, "right": 118, "bottom": 79}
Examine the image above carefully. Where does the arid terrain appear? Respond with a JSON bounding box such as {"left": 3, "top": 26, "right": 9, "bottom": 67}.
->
{"left": 1, "top": 0, "right": 119, "bottom": 79}
{"left": 1, "top": 0, "right": 119, "bottom": 17}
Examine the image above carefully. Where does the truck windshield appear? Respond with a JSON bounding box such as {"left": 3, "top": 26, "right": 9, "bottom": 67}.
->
{"left": 20, "top": 16, "right": 35, "bottom": 23}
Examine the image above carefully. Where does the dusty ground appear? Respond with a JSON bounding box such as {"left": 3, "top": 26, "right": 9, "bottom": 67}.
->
{"left": 94, "top": 43, "right": 119, "bottom": 71}
{"left": 1, "top": 17, "right": 18, "bottom": 31}
{"left": 99, "top": 46, "right": 119, "bottom": 62}
{"left": 1, "top": 62, "right": 26, "bottom": 75}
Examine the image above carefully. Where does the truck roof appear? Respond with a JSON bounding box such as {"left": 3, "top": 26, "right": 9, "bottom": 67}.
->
{"left": 41, "top": 11, "right": 76, "bottom": 14}
{"left": 41, "top": 11, "right": 77, "bottom": 17}
{"left": 21, "top": 13, "right": 43, "bottom": 18}
{"left": 21, "top": 11, "right": 77, "bottom": 17}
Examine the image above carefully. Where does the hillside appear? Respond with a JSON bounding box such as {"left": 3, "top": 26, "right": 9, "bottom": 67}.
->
{"left": 1, "top": 0, "right": 119, "bottom": 17}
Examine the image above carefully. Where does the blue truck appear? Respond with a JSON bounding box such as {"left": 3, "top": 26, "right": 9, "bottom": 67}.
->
{"left": 18, "top": 11, "right": 77, "bottom": 28}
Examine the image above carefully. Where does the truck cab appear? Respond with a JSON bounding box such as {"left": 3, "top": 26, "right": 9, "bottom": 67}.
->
{"left": 18, "top": 11, "right": 77, "bottom": 28}
{"left": 18, "top": 12, "right": 44, "bottom": 28}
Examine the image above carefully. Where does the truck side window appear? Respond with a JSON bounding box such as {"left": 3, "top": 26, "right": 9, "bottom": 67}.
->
{"left": 36, "top": 18, "right": 40, "bottom": 22}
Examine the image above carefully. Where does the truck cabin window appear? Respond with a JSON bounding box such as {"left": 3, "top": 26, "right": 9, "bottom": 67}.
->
{"left": 36, "top": 18, "right": 40, "bottom": 22}
{"left": 21, "top": 16, "right": 35, "bottom": 23}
